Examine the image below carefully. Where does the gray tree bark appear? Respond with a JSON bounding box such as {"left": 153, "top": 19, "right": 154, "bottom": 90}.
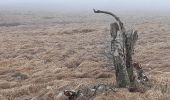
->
{"left": 94, "top": 9, "right": 138, "bottom": 88}
{"left": 125, "top": 30, "right": 138, "bottom": 87}
{"left": 111, "top": 30, "right": 130, "bottom": 87}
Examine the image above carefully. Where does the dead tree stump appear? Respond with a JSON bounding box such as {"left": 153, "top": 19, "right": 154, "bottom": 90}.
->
{"left": 125, "top": 30, "right": 138, "bottom": 86}
{"left": 111, "top": 29, "right": 130, "bottom": 87}
{"left": 94, "top": 9, "right": 138, "bottom": 88}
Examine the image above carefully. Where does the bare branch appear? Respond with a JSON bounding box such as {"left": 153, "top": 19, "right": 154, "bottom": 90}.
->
{"left": 93, "top": 9, "right": 125, "bottom": 32}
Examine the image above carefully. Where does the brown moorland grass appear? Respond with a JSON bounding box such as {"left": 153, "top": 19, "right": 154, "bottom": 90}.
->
{"left": 0, "top": 10, "right": 170, "bottom": 100}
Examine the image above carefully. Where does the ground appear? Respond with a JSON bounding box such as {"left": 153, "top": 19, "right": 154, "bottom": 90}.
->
{"left": 0, "top": 10, "right": 170, "bottom": 100}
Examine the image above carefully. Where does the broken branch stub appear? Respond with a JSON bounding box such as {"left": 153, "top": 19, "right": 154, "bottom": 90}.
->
{"left": 93, "top": 9, "right": 125, "bottom": 32}
{"left": 110, "top": 22, "right": 119, "bottom": 39}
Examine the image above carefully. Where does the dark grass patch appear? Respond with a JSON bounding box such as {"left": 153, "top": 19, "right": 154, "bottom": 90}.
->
{"left": 59, "top": 28, "right": 96, "bottom": 35}
{"left": 42, "top": 16, "right": 56, "bottom": 19}
{"left": 160, "top": 45, "right": 170, "bottom": 49}
{"left": 0, "top": 23, "right": 22, "bottom": 27}
{"left": 72, "top": 29, "right": 96, "bottom": 33}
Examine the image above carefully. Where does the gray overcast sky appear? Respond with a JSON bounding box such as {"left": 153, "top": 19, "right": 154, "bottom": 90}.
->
{"left": 0, "top": 0, "right": 170, "bottom": 12}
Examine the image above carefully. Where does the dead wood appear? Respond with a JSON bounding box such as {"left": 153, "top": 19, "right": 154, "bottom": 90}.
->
{"left": 93, "top": 9, "right": 125, "bottom": 32}
{"left": 93, "top": 9, "right": 149, "bottom": 89}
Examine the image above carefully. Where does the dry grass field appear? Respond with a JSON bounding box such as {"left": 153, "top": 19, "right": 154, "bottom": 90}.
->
{"left": 0, "top": 10, "right": 170, "bottom": 100}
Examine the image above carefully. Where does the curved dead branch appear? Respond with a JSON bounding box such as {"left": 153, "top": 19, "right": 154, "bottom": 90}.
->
{"left": 93, "top": 9, "right": 125, "bottom": 32}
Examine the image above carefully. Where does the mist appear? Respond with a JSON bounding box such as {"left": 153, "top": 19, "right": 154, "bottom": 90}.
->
{"left": 0, "top": 0, "right": 170, "bottom": 12}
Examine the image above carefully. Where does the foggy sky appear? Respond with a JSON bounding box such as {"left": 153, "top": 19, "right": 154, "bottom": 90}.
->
{"left": 0, "top": 0, "right": 170, "bottom": 12}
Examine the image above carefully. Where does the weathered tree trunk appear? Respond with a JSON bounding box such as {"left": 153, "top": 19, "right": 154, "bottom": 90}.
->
{"left": 111, "top": 30, "right": 130, "bottom": 87}
{"left": 110, "top": 22, "right": 130, "bottom": 87}
{"left": 125, "top": 30, "right": 138, "bottom": 86}
{"left": 94, "top": 9, "right": 138, "bottom": 88}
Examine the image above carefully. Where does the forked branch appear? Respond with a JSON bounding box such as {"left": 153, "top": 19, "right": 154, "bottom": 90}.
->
{"left": 93, "top": 9, "right": 125, "bottom": 32}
